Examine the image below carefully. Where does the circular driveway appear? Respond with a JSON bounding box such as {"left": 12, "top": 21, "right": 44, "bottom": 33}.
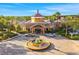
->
{"left": 0, "top": 34, "right": 79, "bottom": 55}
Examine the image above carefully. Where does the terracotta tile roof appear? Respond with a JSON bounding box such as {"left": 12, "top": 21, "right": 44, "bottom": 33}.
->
{"left": 34, "top": 13, "right": 43, "bottom": 17}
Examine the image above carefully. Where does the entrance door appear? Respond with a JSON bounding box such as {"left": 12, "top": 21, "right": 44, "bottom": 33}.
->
{"left": 34, "top": 28, "right": 42, "bottom": 34}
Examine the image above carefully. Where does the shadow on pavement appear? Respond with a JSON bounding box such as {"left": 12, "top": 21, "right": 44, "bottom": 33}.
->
{"left": 27, "top": 43, "right": 79, "bottom": 55}
{"left": 0, "top": 43, "right": 27, "bottom": 55}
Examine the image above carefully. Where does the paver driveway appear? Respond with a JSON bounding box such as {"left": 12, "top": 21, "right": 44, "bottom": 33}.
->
{"left": 0, "top": 34, "right": 79, "bottom": 55}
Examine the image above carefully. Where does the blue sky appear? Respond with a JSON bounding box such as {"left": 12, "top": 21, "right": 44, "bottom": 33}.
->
{"left": 0, "top": 3, "right": 79, "bottom": 16}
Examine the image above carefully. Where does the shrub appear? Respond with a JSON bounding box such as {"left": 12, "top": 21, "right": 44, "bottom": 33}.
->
{"left": 18, "top": 30, "right": 28, "bottom": 34}
{"left": 70, "top": 34, "right": 79, "bottom": 40}
{"left": 0, "top": 31, "right": 18, "bottom": 41}
{"left": 5, "top": 32, "right": 17, "bottom": 38}
{"left": 0, "top": 36, "right": 3, "bottom": 41}
{"left": 56, "top": 29, "right": 66, "bottom": 36}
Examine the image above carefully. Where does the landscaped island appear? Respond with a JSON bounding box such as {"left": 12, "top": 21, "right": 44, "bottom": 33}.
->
{"left": 26, "top": 38, "right": 51, "bottom": 50}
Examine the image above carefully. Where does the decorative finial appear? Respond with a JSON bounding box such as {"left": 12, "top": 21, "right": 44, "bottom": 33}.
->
{"left": 37, "top": 9, "right": 39, "bottom": 14}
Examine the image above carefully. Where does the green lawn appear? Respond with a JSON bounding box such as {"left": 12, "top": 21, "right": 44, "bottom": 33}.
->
{"left": 70, "top": 34, "right": 79, "bottom": 40}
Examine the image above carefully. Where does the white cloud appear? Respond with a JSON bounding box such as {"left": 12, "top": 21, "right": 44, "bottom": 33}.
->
{"left": 44, "top": 4, "right": 79, "bottom": 15}
{"left": 45, "top": 4, "right": 79, "bottom": 11}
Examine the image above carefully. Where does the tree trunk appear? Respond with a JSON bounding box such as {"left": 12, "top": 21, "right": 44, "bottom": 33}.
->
{"left": 65, "top": 25, "right": 68, "bottom": 36}
{"left": 71, "top": 34, "right": 73, "bottom": 38}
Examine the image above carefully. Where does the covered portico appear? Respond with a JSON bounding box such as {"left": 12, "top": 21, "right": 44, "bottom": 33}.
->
{"left": 30, "top": 24, "right": 45, "bottom": 34}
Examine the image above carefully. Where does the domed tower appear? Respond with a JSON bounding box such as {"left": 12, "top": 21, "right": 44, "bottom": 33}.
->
{"left": 31, "top": 10, "right": 44, "bottom": 22}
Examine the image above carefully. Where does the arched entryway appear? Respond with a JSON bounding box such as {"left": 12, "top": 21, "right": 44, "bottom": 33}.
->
{"left": 30, "top": 25, "right": 45, "bottom": 34}
{"left": 34, "top": 28, "right": 42, "bottom": 34}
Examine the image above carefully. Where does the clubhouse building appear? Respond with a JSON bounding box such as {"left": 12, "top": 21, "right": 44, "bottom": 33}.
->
{"left": 10, "top": 10, "right": 62, "bottom": 34}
